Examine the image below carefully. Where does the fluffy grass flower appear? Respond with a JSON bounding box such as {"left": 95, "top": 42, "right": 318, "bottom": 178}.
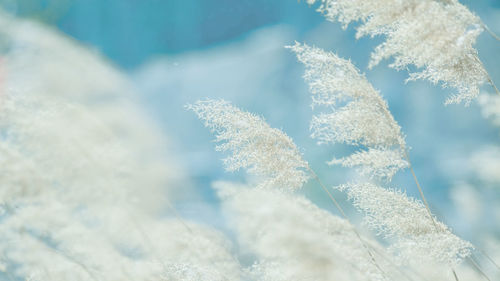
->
{"left": 290, "top": 43, "right": 407, "bottom": 180}
{"left": 188, "top": 99, "right": 309, "bottom": 190}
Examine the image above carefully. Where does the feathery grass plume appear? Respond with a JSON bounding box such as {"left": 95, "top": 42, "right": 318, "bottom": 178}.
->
{"left": 289, "top": 43, "right": 407, "bottom": 180}
{"left": 161, "top": 263, "right": 229, "bottom": 281}
{"left": 216, "top": 181, "right": 402, "bottom": 281}
{"left": 187, "top": 99, "right": 309, "bottom": 189}
{"left": 306, "top": 0, "right": 488, "bottom": 105}
{"left": 337, "top": 182, "right": 473, "bottom": 266}
{"left": 0, "top": 91, "right": 242, "bottom": 281}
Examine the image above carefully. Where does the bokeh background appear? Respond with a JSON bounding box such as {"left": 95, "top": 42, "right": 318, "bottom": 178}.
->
{"left": 2, "top": 0, "right": 499, "bottom": 243}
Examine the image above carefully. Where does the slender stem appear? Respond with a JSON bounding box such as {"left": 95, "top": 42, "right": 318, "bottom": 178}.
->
{"left": 468, "top": 256, "right": 492, "bottom": 281}
{"left": 309, "top": 169, "right": 346, "bottom": 218}
{"left": 127, "top": 211, "right": 170, "bottom": 274}
{"left": 365, "top": 239, "right": 425, "bottom": 281}
{"left": 165, "top": 199, "right": 194, "bottom": 233}
{"left": 45, "top": 243, "right": 100, "bottom": 281}
{"left": 471, "top": 55, "right": 500, "bottom": 97}
{"left": 487, "top": 77, "right": 500, "bottom": 97}
{"left": 403, "top": 152, "right": 438, "bottom": 229}
{"left": 308, "top": 168, "right": 389, "bottom": 279}
{"left": 164, "top": 200, "right": 233, "bottom": 281}
{"left": 452, "top": 268, "right": 459, "bottom": 281}
{"left": 483, "top": 24, "right": 500, "bottom": 42}
{"left": 378, "top": 100, "right": 465, "bottom": 281}
{"left": 403, "top": 157, "right": 460, "bottom": 281}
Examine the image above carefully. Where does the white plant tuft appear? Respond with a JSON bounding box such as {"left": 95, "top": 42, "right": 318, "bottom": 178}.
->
{"left": 337, "top": 182, "right": 473, "bottom": 266}
{"left": 0, "top": 13, "right": 241, "bottom": 280}
{"left": 478, "top": 92, "right": 500, "bottom": 128}
{"left": 187, "top": 99, "right": 309, "bottom": 189}
{"left": 308, "top": 0, "right": 487, "bottom": 105}
{"left": 216, "top": 181, "right": 395, "bottom": 281}
{"left": 290, "top": 43, "right": 407, "bottom": 180}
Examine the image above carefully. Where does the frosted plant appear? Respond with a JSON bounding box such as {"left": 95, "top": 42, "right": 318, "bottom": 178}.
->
{"left": 469, "top": 146, "right": 500, "bottom": 185}
{"left": 0, "top": 207, "right": 241, "bottom": 280}
{"left": 187, "top": 99, "right": 309, "bottom": 189}
{"left": 338, "top": 182, "right": 473, "bottom": 266}
{"left": 0, "top": 76, "right": 239, "bottom": 281}
{"left": 307, "top": 0, "right": 489, "bottom": 105}
{"left": 0, "top": 9, "right": 136, "bottom": 102}
{"left": 0, "top": 13, "right": 242, "bottom": 281}
{"left": 478, "top": 93, "right": 500, "bottom": 128}
{"left": 0, "top": 10, "right": 183, "bottom": 210}
{"left": 290, "top": 43, "right": 407, "bottom": 180}
{"left": 161, "top": 263, "right": 229, "bottom": 281}
{"left": 467, "top": 94, "right": 500, "bottom": 184}
{"left": 216, "top": 181, "right": 400, "bottom": 281}
{"left": 0, "top": 75, "right": 240, "bottom": 281}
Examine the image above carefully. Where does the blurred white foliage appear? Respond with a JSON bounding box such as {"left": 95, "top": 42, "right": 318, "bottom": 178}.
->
{"left": 307, "top": 0, "right": 487, "bottom": 105}
{"left": 450, "top": 183, "right": 482, "bottom": 222}
{"left": 216, "top": 181, "right": 395, "bottom": 281}
{"left": 469, "top": 146, "right": 500, "bottom": 184}
{"left": 290, "top": 43, "right": 407, "bottom": 180}
{"left": 0, "top": 12, "right": 241, "bottom": 281}
{"left": 338, "top": 182, "right": 473, "bottom": 266}
{"left": 0, "top": 1, "right": 497, "bottom": 280}
{"left": 187, "top": 99, "right": 309, "bottom": 190}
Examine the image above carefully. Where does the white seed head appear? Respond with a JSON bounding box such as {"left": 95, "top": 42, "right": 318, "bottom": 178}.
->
{"left": 308, "top": 0, "right": 487, "bottom": 105}
{"left": 188, "top": 99, "right": 309, "bottom": 190}
{"left": 290, "top": 43, "right": 407, "bottom": 180}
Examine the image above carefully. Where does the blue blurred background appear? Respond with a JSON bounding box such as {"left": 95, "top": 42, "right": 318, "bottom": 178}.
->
{"left": 2, "top": 0, "right": 499, "bottom": 240}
